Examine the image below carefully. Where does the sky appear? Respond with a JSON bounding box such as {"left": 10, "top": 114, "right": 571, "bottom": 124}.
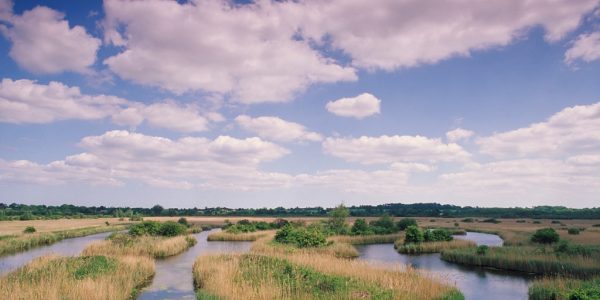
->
{"left": 1, "top": 0, "right": 600, "bottom": 209}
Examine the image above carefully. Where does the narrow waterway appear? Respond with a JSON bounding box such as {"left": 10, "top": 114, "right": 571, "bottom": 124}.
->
{"left": 0, "top": 231, "right": 112, "bottom": 276}
{"left": 138, "top": 229, "right": 252, "bottom": 300}
{"left": 356, "top": 232, "right": 533, "bottom": 300}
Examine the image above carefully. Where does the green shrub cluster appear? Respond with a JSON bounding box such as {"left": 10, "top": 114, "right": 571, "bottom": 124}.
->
{"left": 424, "top": 229, "right": 453, "bottom": 242}
{"left": 482, "top": 218, "right": 501, "bottom": 224}
{"left": 568, "top": 228, "right": 581, "bottom": 235}
{"left": 531, "top": 228, "right": 560, "bottom": 244}
{"left": 129, "top": 221, "right": 187, "bottom": 237}
{"left": 224, "top": 219, "right": 284, "bottom": 234}
{"left": 23, "top": 226, "right": 36, "bottom": 234}
{"left": 274, "top": 224, "right": 327, "bottom": 248}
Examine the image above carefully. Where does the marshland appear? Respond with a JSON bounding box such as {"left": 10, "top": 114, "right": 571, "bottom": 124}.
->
{"left": 1, "top": 204, "right": 599, "bottom": 299}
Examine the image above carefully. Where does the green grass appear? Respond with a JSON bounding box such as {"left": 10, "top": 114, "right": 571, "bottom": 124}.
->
{"left": 72, "top": 256, "right": 117, "bottom": 279}
{"left": 529, "top": 277, "right": 600, "bottom": 300}
{"left": 395, "top": 239, "right": 476, "bottom": 254}
{"left": 0, "top": 225, "right": 128, "bottom": 257}
{"left": 441, "top": 246, "right": 600, "bottom": 278}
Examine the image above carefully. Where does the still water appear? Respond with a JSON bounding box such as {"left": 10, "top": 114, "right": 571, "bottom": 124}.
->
{"left": 0, "top": 231, "right": 112, "bottom": 276}
{"left": 356, "top": 232, "right": 532, "bottom": 300}
{"left": 138, "top": 229, "right": 252, "bottom": 300}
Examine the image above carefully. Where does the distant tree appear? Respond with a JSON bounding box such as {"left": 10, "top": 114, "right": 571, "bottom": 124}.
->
{"left": 327, "top": 203, "right": 349, "bottom": 235}
{"left": 151, "top": 205, "right": 164, "bottom": 216}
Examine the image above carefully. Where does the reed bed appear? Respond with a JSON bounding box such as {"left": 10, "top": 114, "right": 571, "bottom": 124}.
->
{"left": 528, "top": 277, "right": 600, "bottom": 300}
{"left": 206, "top": 230, "right": 272, "bottom": 241}
{"left": 194, "top": 253, "right": 463, "bottom": 300}
{"left": 0, "top": 254, "right": 154, "bottom": 300}
{"left": 246, "top": 237, "right": 463, "bottom": 299}
{"left": 82, "top": 234, "right": 197, "bottom": 258}
{"left": 394, "top": 240, "right": 476, "bottom": 254}
{"left": 329, "top": 233, "right": 404, "bottom": 245}
{"left": 441, "top": 246, "right": 600, "bottom": 277}
{"left": 0, "top": 225, "right": 128, "bottom": 257}
{"left": 251, "top": 234, "right": 359, "bottom": 258}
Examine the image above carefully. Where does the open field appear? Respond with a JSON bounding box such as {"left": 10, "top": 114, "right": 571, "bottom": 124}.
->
{"left": 0, "top": 255, "right": 154, "bottom": 300}
{"left": 0, "top": 218, "right": 134, "bottom": 236}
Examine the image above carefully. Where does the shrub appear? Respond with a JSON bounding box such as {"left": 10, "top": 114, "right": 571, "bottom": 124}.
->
{"left": 326, "top": 204, "right": 349, "bottom": 235}
{"left": 568, "top": 228, "right": 580, "bottom": 235}
{"left": 129, "top": 215, "right": 143, "bottom": 221}
{"left": 476, "top": 245, "right": 489, "bottom": 255}
{"left": 23, "top": 226, "right": 36, "bottom": 234}
{"left": 396, "top": 218, "right": 417, "bottom": 231}
{"left": 516, "top": 220, "right": 526, "bottom": 223}
{"left": 454, "top": 222, "right": 459, "bottom": 227}
{"left": 551, "top": 220, "right": 562, "bottom": 224}
{"left": 159, "top": 221, "right": 187, "bottom": 237}
{"left": 177, "top": 217, "right": 190, "bottom": 227}
{"left": 271, "top": 218, "right": 289, "bottom": 229}
{"left": 533, "top": 220, "right": 541, "bottom": 224}
{"left": 254, "top": 221, "right": 272, "bottom": 231}
{"left": 369, "top": 215, "right": 396, "bottom": 234}
{"left": 105, "top": 221, "right": 110, "bottom": 226}
{"left": 274, "top": 224, "right": 327, "bottom": 248}
{"left": 482, "top": 218, "right": 501, "bottom": 224}
{"left": 404, "top": 226, "right": 424, "bottom": 244}
{"left": 461, "top": 218, "right": 474, "bottom": 223}
{"left": 351, "top": 218, "right": 372, "bottom": 235}
{"left": 531, "top": 228, "right": 560, "bottom": 244}
{"left": 424, "top": 229, "right": 453, "bottom": 242}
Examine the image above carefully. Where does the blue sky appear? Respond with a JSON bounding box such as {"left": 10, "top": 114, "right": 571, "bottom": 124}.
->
{"left": 1, "top": 0, "right": 600, "bottom": 208}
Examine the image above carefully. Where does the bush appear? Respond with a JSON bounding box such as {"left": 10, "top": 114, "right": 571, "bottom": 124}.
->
{"left": 369, "top": 215, "right": 396, "bottom": 234}
{"left": 396, "top": 218, "right": 417, "bottom": 231}
{"left": 274, "top": 224, "right": 327, "bottom": 248}
{"left": 271, "top": 218, "right": 289, "bottom": 229}
{"left": 404, "top": 225, "right": 424, "bottom": 244}
{"left": 533, "top": 220, "right": 541, "bottom": 224}
{"left": 568, "top": 228, "right": 581, "bottom": 235}
{"left": 551, "top": 220, "right": 562, "bottom": 224}
{"left": 482, "top": 218, "right": 501, "bottom": 224}
{"left": 129, "top": 221, "right": 186, "bottom": 237}
{"left": 159, "top": 221, "right": 187, "bottom": 236}
{"left": 105, "top": 221, "right": 110, "bottom": 226}
{"left": 461, "top": 218, "right": 474, "bottom": 223}
{"left": 177, "top": 217, "right": 190, "bottom": 227}
{"left": 326, "top": 204, "right": 349, "bottom": 235}
{"left": 531, "top": 228, "right": 560, "bottom": 244}
{"left": 424, "top": 229, "right": 453, "bottom": 242}
{"left": 23, "top": 226, "right": 36, "bottom": 233}
{"left": 351, "top": 218, "right": 372, "bottom": 235}
{"left": 476, "top": 245, "right": 489, "bottom": 255}
{"left": 516, "top": 220, "right": 526, "bottom": 223}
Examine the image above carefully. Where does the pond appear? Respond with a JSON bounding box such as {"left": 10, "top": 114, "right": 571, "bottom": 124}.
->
{"left": 355, "top": 232, "right": 533, "bottom": 300}
{"left": 138, "top": 229, "right": 252, "bottom": 300}
{"left": 0, "top": 231, "right": 113, "bottom": 276}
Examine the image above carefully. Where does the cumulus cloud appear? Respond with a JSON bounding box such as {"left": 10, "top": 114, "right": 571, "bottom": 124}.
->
{"left": 1, "top": 5, "right": 100, "bottom": 74}
{"left": 0, "top": 78, "right": 215, "bottom": 132}
{"left": 323, "top": 135, "right": 470, "bottom": 164}
{"left": 289, "top": 0, "right": 598, "bottom": 70}
{"left": 102, "top": 0, "right": 356, "bottom": 103}
{"left": 565, "top": 31, "right": 600, "bottom": 65}
{"left": 325, "top": 93, "right": 381, "bottom": 119}
{"left": 446, "top": 128, "right": 474, "bottom": 142}
{"left": 235, "top": 115, "right": 322, "bottom": 142}
{"left": 477, "top": 101, "right": 600, "bottom": 158}
{"left": 0, "top": 130, "right": 291, "bottom": 190}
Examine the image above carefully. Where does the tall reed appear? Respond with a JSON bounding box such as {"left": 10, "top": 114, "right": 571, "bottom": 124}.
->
{"left": 206, "top": 230, "right": 271, "bottom": 241}
{"left": 395, "top": 239, "right": 476, "bottom": 254}
{"left": 329, "top": 233, "right": 403, "bottom": 245}
{"left": 83, "top": 234, "right": 197, "bottom": 258}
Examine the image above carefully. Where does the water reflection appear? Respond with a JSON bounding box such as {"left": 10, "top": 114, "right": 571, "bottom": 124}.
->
{"left": 138, "top": 229, "right": 252, "bottom": 300}
{"left": 0, "top": 232, "right": 112, "bottom": 276}
{"left": 356, "top": 232, "right": 531, "bottom": 300}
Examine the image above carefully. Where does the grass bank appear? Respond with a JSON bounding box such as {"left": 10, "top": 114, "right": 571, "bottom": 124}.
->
{"left": 329, "top": 233, "right": 403, "bottom": 245}
{"left": 207, "top": 230, "right": 271, "bottom": 241}
{"left": 0, "top": 255, "right": 154, "bottom": 300}
{"left": 529, "top": 277, "right": 600, "bottom": 300}
{"left": 0, "top": 225, "right": 128, "bottom": 257}
{"left": 83, "top": 233, "right": 197, "bottom": 258}
{"left": 441, "top": 246, "right": 600, "bottom": 277}
{"left": 194, "top": 253, "right": 463, "bottom": 300}
{"left": 395, "top": 239, "right": 476, "bottom": 254}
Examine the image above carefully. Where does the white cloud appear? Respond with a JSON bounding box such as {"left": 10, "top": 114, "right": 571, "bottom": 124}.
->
{"left": 0, "top": 130, "right": 291, "bottom": 190}
{"left": 288, "top": 0, "right": 598, "bottom": 70}
{"left": 235, "top": 115, "right": 322, "bottom": 142}
{"left": 323, "top": 135, "right": 470, "bottom": 164}
{"left": 0, "top": 78, "right": 215, "bottom": 132}
{"left": 446, "top": 128, "right": 474, "bottom": 142}
{"left": 325, "top": 93, "right": 381, "bottom": 119}
{"left": 102, "top": 0, "right": 356, "bottom": 103}
{"left": 565, "top": 31, "right": 600, "bottom": 65}
{"left": 477, "top": 102, "right": 600, "bottom": 158}
{"left": 1, "top": 5, "right": 100, "bottom": 74}
{"left": 0, "top": 0, "right": 12, "bottom": 22}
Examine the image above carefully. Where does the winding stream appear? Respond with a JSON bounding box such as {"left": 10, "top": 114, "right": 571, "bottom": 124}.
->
{"left": 356, "top": 232, "right": 532, "bottom": 300}
{"left": 0, "top": 231, "right": 112, "bottom": 276}
{"left": 138, "top": 229, "right": 252, "bottom": 300}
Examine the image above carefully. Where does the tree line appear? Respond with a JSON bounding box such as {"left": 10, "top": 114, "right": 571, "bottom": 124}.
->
{"left": 1, "top": 202, "right": 599, "bottom": 220}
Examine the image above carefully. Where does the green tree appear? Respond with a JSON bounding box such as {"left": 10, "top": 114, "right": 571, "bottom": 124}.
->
{"left": 397, "top": 218, "right": 417, "bottom": 231}
{"left": 531, "top": 228, "right": 560, "bottom": 244}
{"left": 351, "top": 218, "right": 371, "bottom": 235}
{"left": 327, "top": 203, "right": 349, "bottom": 235}
{"left": 404, "top": 225, "right": 424, "bottom": 244}
{"left": 151, "top": 205, "right": 164, "bottom": 216}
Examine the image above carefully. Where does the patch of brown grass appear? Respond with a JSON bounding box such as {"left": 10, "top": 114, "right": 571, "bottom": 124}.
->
{"left": 394, "top": 239, "right": 476, "bottom": 254}
{"left": 206, "top": 230, "right": 272, "bottom": 241}
{"left": 82, "top": 234, "right": 196, "bottom": 258}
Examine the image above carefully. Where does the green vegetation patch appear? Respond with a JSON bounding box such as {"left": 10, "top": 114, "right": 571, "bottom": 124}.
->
{"left": 129, "top": 221, "right": 187, "bottom": 237}
{"left": 529, "top": 277, "right": 600, "bottom": 300}
{"left": 238, "top": 255, "right": 395, "bottom": 299}
{"left": 72, "top": 256, "right": 117, "bottom": 279}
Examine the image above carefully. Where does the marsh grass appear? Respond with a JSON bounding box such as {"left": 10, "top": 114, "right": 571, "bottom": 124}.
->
{"left": 0, "top": 255, "right": 154, "bottom": 300}
{"left": 329, "top": 233, "right": 404, "bottom": 245}
{"left": 528, "top": 277, "right": 600, "bottom": 300}
{"left": 206, "top": 230, "right": 271, "bottom": 241}
{"left": 395, "top": 239, "right": 476, "bottom": 254}
{"left": 0, "top": 225, "right": 128, "bottom": 257}
{"left": 82, "top": 233, "right": 197, "bottom": 258}
{"left": 441, "top": 246, "right": 600, "bottom": 277}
